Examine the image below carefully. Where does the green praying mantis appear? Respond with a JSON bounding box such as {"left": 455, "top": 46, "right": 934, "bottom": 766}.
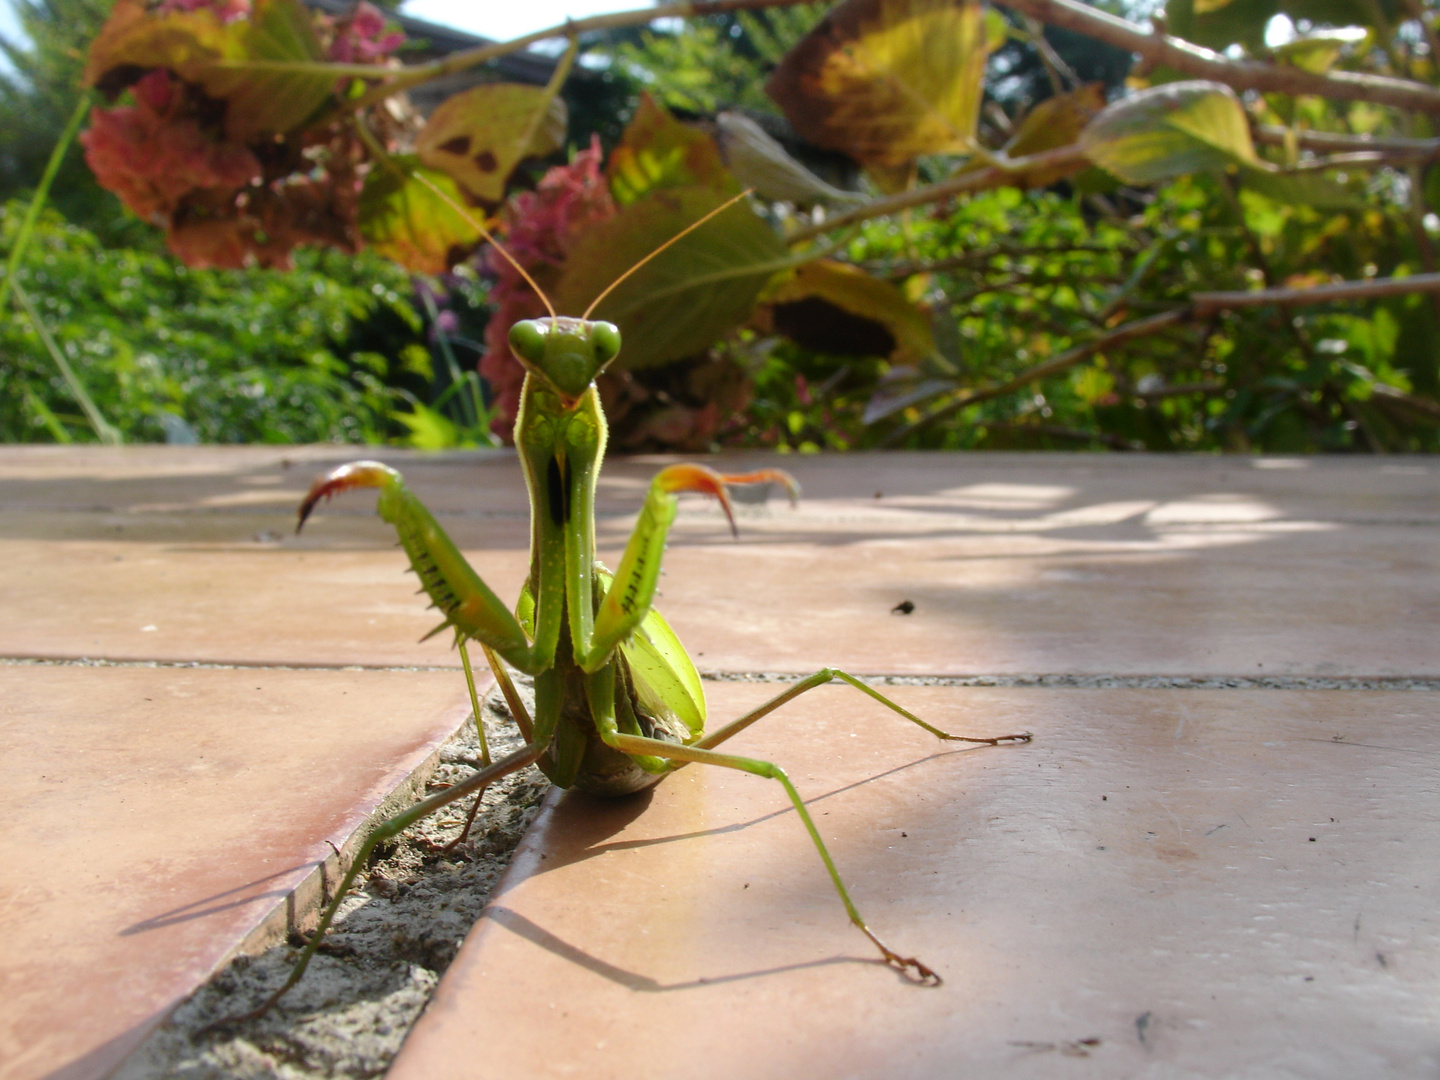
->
{"left": 236, "top": 191, "right": 1030, "bottom": 1023}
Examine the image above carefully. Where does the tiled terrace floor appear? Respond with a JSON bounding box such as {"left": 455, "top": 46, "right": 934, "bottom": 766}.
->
{"left": 2, "top": 447, "right": 1437, "bottom": 1079}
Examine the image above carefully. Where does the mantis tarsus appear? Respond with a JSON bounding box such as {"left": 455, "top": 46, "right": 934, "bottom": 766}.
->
{"left": 234, "top": 192, "right": 1030, "bottom": 1024}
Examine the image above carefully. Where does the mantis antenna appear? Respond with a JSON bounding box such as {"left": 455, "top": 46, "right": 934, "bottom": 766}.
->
{"left": 412, "top": 170, "right": 557, "bottom": 320}
{"left": 416, "top": 167, "right": 753, "bottom": 328}
{"left": 580, "top": 188, "right": 752, "bottom": 318}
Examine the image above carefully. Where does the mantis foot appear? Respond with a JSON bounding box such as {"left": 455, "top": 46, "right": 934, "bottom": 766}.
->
{"left": 945, "top": 730, "right": 1033, "bottom": 746}
{"left": 862, "top": 926, "right": 943, "bottom": 987}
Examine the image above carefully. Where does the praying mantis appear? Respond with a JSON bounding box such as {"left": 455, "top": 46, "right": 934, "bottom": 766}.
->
{"left": 238, "top": 192, "right": 1030, "bottom": 1023}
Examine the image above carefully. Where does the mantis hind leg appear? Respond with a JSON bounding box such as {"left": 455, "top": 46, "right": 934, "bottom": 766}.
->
{"left": 588, "top": 667, "right": 1030, "bottom": 985}
{"left": 697, "top": 668, "right": 1032, "bottom": 751}
{"left": 205, "top": 740, "right": 546, "bottom": 1030}
{"left": 606, "top": 729, "right": 942, "bottom": 984}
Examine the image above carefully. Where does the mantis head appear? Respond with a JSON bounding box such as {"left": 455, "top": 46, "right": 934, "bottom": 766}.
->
{"left": 508, "top": 316, "right": 621, "bottom": 406}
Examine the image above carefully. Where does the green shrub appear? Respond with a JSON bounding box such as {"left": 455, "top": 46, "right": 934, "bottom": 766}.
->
{"left": 2, "top": 200, "right": 426, "bottom": 443}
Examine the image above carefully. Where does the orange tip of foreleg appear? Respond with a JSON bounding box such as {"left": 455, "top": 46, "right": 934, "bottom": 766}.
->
{"left": 656, "top": 463, "right": 738, "bottom": 538}
{"left": 715, "top": 468, "right": 801, "bottom": 507}
{"left": 297, "top": 460, "right": 399, "bottom": 533}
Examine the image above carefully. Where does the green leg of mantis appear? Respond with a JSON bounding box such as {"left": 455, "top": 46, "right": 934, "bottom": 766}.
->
{"left": 206, "top": 739, "right": 546, "bottom": 1031}
{"left": 585, "top": 668, "right": 1031, "bottom": 987}
{"left": 698, "top": 668, "right": 1032, "bottom": 752}
{"left": 441, "top": 641, "right": 538, "bottom": 855}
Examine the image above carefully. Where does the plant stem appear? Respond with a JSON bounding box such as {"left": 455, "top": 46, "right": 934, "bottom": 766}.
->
{"left": 11, "top": 279, "right": 122, "bottom": 445}
{"left": 0, "top": 94, "right": 90, "bottom": 314}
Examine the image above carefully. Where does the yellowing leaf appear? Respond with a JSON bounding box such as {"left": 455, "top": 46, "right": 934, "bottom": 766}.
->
{"left": 416, "top": 83, "right": 568, "bottom": 203}
{"left": 607, "top": 94, "right": 734, "bottom": 206}
{"left": 761, "top": 259, "right": 935, "bottom": 364}
{"left": 84, "top": 0, "right": 238, "bottom": 91}
{"left": 552, "top": 187, "right": 788, "bottom": 370}
{"left": 358, "top": 158, "right": 484, "bottom": 275}
{"left": 956, "top": 82, "right": 1104, "bottom": 187}
{"left": 85, "top": 0, "right": 335, "bottom": 140}
{"left": 1080, "top": 81, "right": 1258, "bottom": 185}
{"left": 765, "top": 0, "right": 994, "bottom": 168}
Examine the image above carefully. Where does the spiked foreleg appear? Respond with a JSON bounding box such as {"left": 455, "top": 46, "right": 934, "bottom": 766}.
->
{"left": 298, "top": 461, "right": 559, "bottom": 675}
{"left": 576, "top": 464, "right": 800, "bottom": 672}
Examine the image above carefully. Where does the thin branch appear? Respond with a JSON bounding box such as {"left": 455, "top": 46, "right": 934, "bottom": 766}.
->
{"left": 349, "top": 0, "right": 820, "bottom": 112}
{"left": 1253, "top": 124, "right": 1440, "bottom": 158}
{"left": 882, "top": 271, "right": 1440, "bottom": 442}
{"left": 1190, "top": 272, "right": 1440, "bottom": 314}
{"left": 11, "top": 280, "right": 122, "bottom": 445}
{"left": 1371, "top": 382, "right": 1440, "bottom": 420}
{"left": 996, "top": 0, "right": 1440, "bottom": 115}
{"left": 788, "top": 144, "right": 1090, "bottom": 244}
{"left": 883, "top": 309, "right": 1189, "bottom": 444}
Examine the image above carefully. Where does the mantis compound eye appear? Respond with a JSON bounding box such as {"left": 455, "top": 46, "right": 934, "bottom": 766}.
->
{"left": 509, "top": 320, "right": 547, "bottom": 365}
{"left": 589, "top": 321, "right": 621, "bottom": 369}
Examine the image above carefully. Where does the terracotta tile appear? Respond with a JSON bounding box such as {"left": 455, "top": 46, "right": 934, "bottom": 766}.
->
{"left": 390, "top": 684, "right": 1440, "bottom": 1080}
{"left": 3, "top": 451, "right": 1436, "bottom": 675}
{"left": 0, "top": 664, "right": 477, "bottom": 1080}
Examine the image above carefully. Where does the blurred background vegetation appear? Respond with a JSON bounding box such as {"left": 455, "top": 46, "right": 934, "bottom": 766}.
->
{"left": 3, "top": 0, "right": 1440, "bottom": 451}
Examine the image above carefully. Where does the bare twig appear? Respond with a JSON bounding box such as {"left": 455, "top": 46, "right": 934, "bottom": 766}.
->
{"left": 788, "top": 144, "right": 1091, "bottom": 244}
{"left": 1253, "top": 124, "right": 1440, "bottom": 160}
{"left": 883, "top": 309, "right": 1189, "bottom": 444}
{"left": 996, "top": 0, "right": 1440, "bottom": 115}
{"left": 1190, "top": 272, "right": 1440, "bottom": 314}
{"left": 349, "top": 0, "right": 820, "bottom": 111}
{"left": 1371, "top": 382, "right": 1440, "bottom": 420}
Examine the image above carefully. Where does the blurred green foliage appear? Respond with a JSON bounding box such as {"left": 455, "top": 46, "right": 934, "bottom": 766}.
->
{"left": 1, "top": 201, "right": 433, "bottom": 443}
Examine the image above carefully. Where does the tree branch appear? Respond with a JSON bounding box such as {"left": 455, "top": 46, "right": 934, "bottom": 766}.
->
{"left": 996, "top": 0, "right": 1440, "bottom": 115}
{"left": 350, "top": 0, "right": 820, "bottom": 112}
{"left": 882, "top": 309, "right": 1189, "bottom": 444}
{"left": 1191, "top": 272, "right": 1440, "bottom": 314}
{"left": 880, "top": 271, "right": 1440, "bottom": 442}
{"left": 787, "top": 144, "right": 1091, "bottom": 244}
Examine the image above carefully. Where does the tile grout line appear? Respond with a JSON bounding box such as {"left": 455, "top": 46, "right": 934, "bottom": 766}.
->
{"left": 4, "top": 655, "right": 1437, "bottom": 689}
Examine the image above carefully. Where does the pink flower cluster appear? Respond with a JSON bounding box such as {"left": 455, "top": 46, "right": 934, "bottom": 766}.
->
{"left": 154, "top": 0, "right": 251, "bottom": 21}
{"left": 327, "top": 1, "right": 405, "bottom": 63}
{"left": 80, "top": 70, "right": 260, "bottom": 223}
{"left": 479, "top": 136, "right": 618, "bottom": 438}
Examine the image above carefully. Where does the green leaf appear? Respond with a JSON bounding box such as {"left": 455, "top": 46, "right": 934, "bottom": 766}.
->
{"left": 1271, "top": 27, "right": 1368, "bottom": 74}
{"left": 715, "top": 111, "right": 863, "bottom": 207}
{"left": 210, "top": 0, "right": 331, "bottom": 140}
{"left": 1165, "top": 0, "right": 1277, "bottom": 53}
{"left": 416, "top": 83, "right": 568, "bottom": 203}
{"left": 607, "top": 93, "right": 734, "bottom": 206}
{"left": 765, "top": 0, "right": 995, "bottom": 167}
{"left": 552, "top": 187, "right": 789, "bottom": 370}
{"left": 1239, "top": 165, "right": 1363, "bottom": 209}
{"left": 358, "top": 157, "right": 483, "bottom": 275}
{"left": 1081, "top": 81, "right": 1258, "bottom": 185}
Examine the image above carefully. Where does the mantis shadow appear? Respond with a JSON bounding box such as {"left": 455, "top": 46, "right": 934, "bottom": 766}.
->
{"left": 483, "top": 905, "right": 889, "bottom": 992}
{"left": 527, "top": 740, "right": 1009, "bottom": 874}
{"left": 119, "top": 861, "right": 320, "bottom": 935}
